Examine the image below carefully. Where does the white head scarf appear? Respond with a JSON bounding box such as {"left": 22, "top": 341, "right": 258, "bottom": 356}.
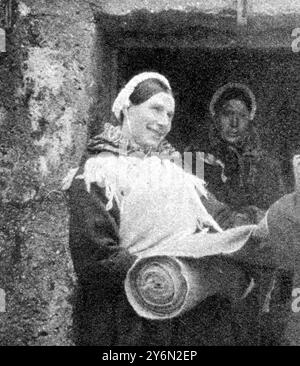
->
{"left": 112, "top": 72, "right": 172, "bottom": 122}
{"left": 209, "top": 82, "right": 257, "bottom": 121}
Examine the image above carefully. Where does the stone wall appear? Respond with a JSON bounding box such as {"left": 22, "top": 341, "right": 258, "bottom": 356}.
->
{"left": 0, "top": 0, "right": 96, "bottom": 346}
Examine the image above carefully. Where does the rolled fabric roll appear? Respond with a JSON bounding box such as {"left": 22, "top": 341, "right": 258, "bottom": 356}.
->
{"left": 125, "top": 256, "right": 188, "bottom": 319}
{"left": 125, "top": 255, "right": 250, "bottom": 320}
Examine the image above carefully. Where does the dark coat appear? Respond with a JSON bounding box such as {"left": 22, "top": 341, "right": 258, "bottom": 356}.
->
{"left": 186, "top": 126, "right": 292, "bottom": 345}
{"left": 233, "top": 193, "right": 300, "bottom": 345}
{"left": 66, "top": 153, "right": 266, "bottom": 346}
{"left": 268, "top": 193, "right": 300, "bottom": 346}
{"left": 202, "top": 145, "right": 286, "bottom": 211}
{"left": 188, "top": 128, "right": 286, "bottom": 211}
{"left": 263, "top": 192, "right": 300, "bottom": 345}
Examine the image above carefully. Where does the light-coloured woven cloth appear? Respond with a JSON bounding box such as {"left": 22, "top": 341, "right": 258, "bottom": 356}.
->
{"left": 125, "top": 226, "right": 255, "bottom": 320}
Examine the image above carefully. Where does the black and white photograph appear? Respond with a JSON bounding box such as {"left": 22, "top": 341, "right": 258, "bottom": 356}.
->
{"left": 0, "top": 0, "right": 299, "bottom": 351}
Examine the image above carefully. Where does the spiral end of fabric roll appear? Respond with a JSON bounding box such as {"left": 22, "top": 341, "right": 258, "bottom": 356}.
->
{"left": 124, "top": 255, "right": 224, "bottom": 320}
{"left": 124, "top": 256, "right": 188, "bottom": 320}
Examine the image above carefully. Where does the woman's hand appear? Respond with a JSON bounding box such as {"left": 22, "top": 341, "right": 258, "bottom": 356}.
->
{"left": 235, "top": 206, "right": 266, "bottom": 226}
{"left": 233, "top": 212, "right": 253, "bottom": 227}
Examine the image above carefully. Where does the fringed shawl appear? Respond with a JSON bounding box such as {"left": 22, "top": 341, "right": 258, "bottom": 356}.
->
{"left": 64, "top": 123, "right": 223, "bottom": 255}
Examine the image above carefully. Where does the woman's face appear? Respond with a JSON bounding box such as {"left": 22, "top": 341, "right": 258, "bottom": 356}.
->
{"left": 218, "top": 99, "right": 250, "bottom": 145}
{"left": 124, "top": 92, "right": 175, "bottom": 149}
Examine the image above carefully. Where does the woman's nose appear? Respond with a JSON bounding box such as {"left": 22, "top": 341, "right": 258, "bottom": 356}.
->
{"left": 157, "top": 113, "right": 170, "bottom": 126}
{"left": 230, "top": 115, "right": 239, "bottom": 128}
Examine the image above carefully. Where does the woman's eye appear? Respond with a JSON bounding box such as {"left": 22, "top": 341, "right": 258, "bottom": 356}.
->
{"left": 223, "top": 111, "right": 233, "bottom": 117}
{"left": 152, "top": 106, "right": 161, "bottom": 112}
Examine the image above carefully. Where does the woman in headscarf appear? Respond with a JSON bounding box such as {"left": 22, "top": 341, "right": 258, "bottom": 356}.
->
{"left": 187, "top": 83, "right": 291, "bottom": 345}
{"left": 63, "top": 73, "right": 269, "bottom": 346}
{"left": 189, "top": 83, "right": 286, "bottom": 215}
